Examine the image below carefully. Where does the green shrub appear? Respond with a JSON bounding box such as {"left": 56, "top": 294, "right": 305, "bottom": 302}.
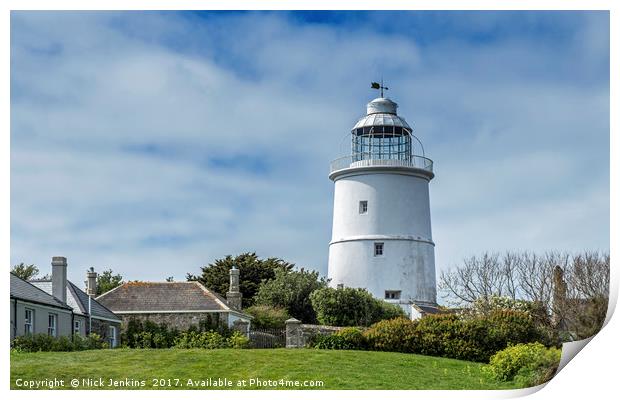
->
{"left": 173, "top": 330, "right": 228, "bottom": 349}
{"left": 373, "top": 300, "right": 407, "bottom": 322}
{"left": 311, "top": 334, "right": 352, "bottom": 350}
{"left": 123, "top": 319, "right": 180, "bottom": 348}
{"left": 245, "top": 305, "right": 290, "bottom": 329}
{"left": 309, "top": 327, "right": 368, "bottom": 350}
{"left": 227, "top": 331, "right": 250, "bottom": 349}
{"left": 310, "top": 287, "right": 405, "bottom": 327}
{"left": 484, "top": 343, "right": 561, "bottom": 386}
{"left": 50, "top": 336, "right": 74, "bottom": 352}
{"left": 334, "top": 327, "right": 367, "bottom": 349}
{"left": 86, "top": 333, "right": 109, "bottom": 349}
{"left": 359, "top": 311, "right": 551, "bottom": 363}
{"left": 364, "top": 317, "right": 417, "bottom": 353}
{"left": 11, "top": 333, "right": 107, "bottom": 352}
{"left": 11, "top": 334, "right": 53, "bottom": 352}
{"left": 254, "top": 268, "right": 328, "bottom": 323}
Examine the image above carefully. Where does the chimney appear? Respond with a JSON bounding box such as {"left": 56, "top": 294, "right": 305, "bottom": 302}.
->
{"left": 86, "top": 267, "right": 97, "bottom": 297}
{"left": 51, "top": 256, "right": 67, "bottom": 304}
{"left": 226, "top": 265, "right": 242, "bottom": 310}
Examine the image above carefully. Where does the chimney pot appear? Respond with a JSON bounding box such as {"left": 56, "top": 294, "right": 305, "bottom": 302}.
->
{"left": 86, "top": 268, "right": 98, "bottom": 297}
{"left": 51, "top": 256, "right": 67, "bottom": 304}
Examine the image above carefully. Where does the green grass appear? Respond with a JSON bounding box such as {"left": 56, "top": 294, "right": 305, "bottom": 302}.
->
{"left": 11, "top": 348, "right": 522, "bottom": 390}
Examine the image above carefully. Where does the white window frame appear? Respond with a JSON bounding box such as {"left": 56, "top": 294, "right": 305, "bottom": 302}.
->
{"left": 24, "top": 308, "right": 34, "bottom": 335}
{"left": 385, "top": 290, "right": 402, "bottom": 300}
{"left": 74, "top": 320, "right": 82, "bottom": 335}
{"left": 374, "top": 242, "right": 384, "bottom": 257}
{"left": 109, "top": 325, "right": 117, "bottom": 347}
{"left": 48, "top": 313, "right": 57, "bottom": 337}
{"left": 359, "top": 200, "right": 368, "bottom": 214}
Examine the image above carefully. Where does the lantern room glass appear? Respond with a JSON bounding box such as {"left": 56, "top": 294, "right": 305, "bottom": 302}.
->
{"left": 351, "top": 126, "right": 412, "bottom": 161}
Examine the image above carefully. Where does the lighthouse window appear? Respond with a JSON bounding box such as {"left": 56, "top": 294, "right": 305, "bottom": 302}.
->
{"left": 385, "top": 290, "right": 401, "bottom": 300}
{"left": 359, "top": 201, "right": 368, "bottom": 214}
{"left": 374, "top": 242, "right": 384, "bottom": 256}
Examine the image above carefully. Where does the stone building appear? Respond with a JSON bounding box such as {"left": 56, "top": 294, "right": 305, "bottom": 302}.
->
{"left": 96, "top": 268, "right": 252, "bottom": 331}
{"left": 30, "top": 257, "right": 122, "bottom": 347}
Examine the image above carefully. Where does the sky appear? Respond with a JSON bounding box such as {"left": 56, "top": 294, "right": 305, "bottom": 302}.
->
{"left": 10, "top": 11, "right": 610, "bottom": 297}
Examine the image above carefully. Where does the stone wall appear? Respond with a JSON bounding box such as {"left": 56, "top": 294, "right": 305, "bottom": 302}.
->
{"left": 117, "top": 312, "right": 227, "bottom": 332}
{"left": 285, "top": 318, "right": 344, "bottom": 348}
{"left": 89, "top": 318, "right": 122, "bottom": 347}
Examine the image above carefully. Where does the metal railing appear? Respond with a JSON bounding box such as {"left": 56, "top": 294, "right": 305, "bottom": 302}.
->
{"left": 329, "top": 154, "right": 434, "bottom": 174}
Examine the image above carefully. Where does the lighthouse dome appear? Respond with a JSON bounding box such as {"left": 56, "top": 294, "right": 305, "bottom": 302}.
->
{"left": 367, "top": 97, "right": 398, "bottom": 114}
{"left": 353, "top": 97, "right": 411, "bottom": 131}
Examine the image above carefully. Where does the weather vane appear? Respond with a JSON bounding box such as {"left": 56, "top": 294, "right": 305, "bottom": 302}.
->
{"left": 371, "top": 79, "right": 389, "bottom": 97}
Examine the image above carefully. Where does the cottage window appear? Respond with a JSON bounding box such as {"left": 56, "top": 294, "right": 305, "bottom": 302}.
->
{"left": 374, "top": 242, "right": 384, "bottom": 256}
{"left": 48, "top": 314, "right": 57, "bottom": 337}
{"left": 24, "top": 309, "right": 34, "bottom": 335}
{"left": 359, "top": 200, "right": 368, "bottom": 214}
{"left": 109, "top": 326, "right": 117, "bottom": 348}
{"left": 74, "top": 320, "right": 82, "bottom": 335}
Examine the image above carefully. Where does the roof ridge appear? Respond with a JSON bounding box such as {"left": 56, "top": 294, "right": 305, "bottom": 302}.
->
{"left": 193, "top": 281, "right": 231, "bottom": 311}
{"left": 12, "top": 274, "right": 71, "bottom": 309}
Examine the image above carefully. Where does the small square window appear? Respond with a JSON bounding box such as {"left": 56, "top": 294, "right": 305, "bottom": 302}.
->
{"left": 374, "top": 242, "right": 384, "bottom": 256}
{"left": 359, "top": 201, "right": 368, "bottom": 214}
{"left": 385, "top": 290, "right": 401, "bottom": 300}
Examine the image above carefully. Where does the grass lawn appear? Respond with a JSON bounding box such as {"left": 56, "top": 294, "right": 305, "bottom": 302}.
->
{"left": 11, "top": 348, "right": 523, "bottom": 390}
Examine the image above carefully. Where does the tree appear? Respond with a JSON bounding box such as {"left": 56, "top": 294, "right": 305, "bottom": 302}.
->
{"left": 254, "top": 267, "right": 328, "bottom": 323}
{"left": 165, "top": 276, "right": 174, "bottom": 282}
{"left": 97, "top": 269, "right": 124, "bottom": 296}
{"left": 310, "top": 286, "right": 404, "bottom": 327}
{"left": 11, "top": 263, "right": 40, "bottom": 280}
{"left": 439, "top": 250, "right": 610, "bottom": 341}
{"left": 244, "top": 305, "right": 290, "bottom": 329}
{"left": 186, "top": 252, "right": 294, "bottom": 308}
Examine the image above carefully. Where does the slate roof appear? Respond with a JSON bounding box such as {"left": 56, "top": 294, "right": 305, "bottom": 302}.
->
{"left": 96, "top": 281, "right": 233, "bottom": 313}
{"left": 412, "top": 302, "right": 441, "bottom": 315}
{"left": 30, "top": 280, "right": 121, "bottom": 322}
{"left": 10, "top": 273, "right": 72, "bottom": 310}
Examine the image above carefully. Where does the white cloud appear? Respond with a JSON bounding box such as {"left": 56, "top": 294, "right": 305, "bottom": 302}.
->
{"left": 10, "top": 12, "right": 609, "bottom": 292}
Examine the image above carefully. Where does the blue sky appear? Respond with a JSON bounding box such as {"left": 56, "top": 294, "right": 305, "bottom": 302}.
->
{"left": 10, "top": 11, "right": 609, "bottom": 297}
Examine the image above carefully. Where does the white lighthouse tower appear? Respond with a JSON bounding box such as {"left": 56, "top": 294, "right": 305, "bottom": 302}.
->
{"left": 327, "top": 84, "right": 438, "bottom": 318}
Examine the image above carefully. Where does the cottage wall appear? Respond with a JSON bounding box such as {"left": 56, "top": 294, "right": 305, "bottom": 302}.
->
{"left": 10, "top": 299, "right": 73, "bottom": 339}
{"left": 89, "top": 318, "right": 122, "bottom": 347}
{"left": 117, "top": 312, "right": 228, "bottom": 332}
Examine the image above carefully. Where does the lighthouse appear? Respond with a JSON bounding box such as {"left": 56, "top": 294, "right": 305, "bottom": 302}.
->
{"left": 327, "top": 84, "right": 438, "bottom": 318}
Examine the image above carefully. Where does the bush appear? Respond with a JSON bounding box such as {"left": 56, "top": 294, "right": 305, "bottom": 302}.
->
{"left": 484, "top": 343, "right": 561, "bottom": 386}
{"left": 254, "top": 268, "right": 328, "bottom": 323}
{"left": 335, "top": 327, "right": 367, "bottom": 349}
{"left": 123, "top": 319, "right": 180, "bottom": 349}
{"left": 173, "top": 330, "right": 228, "bottom": 349}
{"left": 227, "top": 331, "right": 250, "bottom": 349}
{"left": 310, "top": 287, "right": 405, "bottom": 327}
{"left": 373, "top": 300, "right": 407, "bottom": 322}
{"left": 364, "top": 317, "right": 417, "bottom": 353}
{"left": 310, "top": 327, "right": 367, "bottom": 350}
{"left": 50, "top": 336, "right": 75, "bottom": 352}
{"left": 245, "top": 305, "right": 290, "bottom": 329}
{"left": 11, "top": 333, "right": 108, "bottom": 352}
{"left": 360, "top": 311, "right": 552, "bottom": 363}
